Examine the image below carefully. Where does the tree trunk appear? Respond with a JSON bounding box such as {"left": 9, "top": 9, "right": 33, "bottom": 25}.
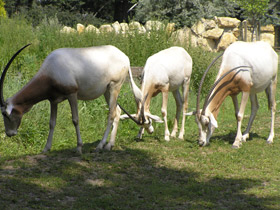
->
{"left": 27, "top": 0, "right": 33, "bottom": 9}
{"left": 114, "top": 0, "right": 129, "bottom": 22}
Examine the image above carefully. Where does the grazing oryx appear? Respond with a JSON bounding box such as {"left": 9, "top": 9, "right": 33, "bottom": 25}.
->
{"left": 188, "top": 41, "right": 278, "bottom": 148}
{"left": 120, "top": 46, "right": 193, "bottom": 141}
{"left": 1, "top": 44, "right": 137, "bottom": 153}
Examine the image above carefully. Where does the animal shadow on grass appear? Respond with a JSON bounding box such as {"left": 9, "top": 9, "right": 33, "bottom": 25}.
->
{"left": 211, "top": 131, "right": 266, "bottom": 145}
{"left": 1, "top": 145, "right": 278, "bottom": 209}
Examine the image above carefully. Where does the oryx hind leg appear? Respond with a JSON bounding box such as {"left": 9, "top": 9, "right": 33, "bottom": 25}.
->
{"left": 170, "top": 89, "right": 182, "bottom": 138}
{"left": 161, "top": 85, "right": 170, "bottom": 141}
{"left": 68, "top": 93, "right": 83, "bottom": 154}
{"left": 265, "top": 78, "right": 277, "bottom": 144}
{"left": 178, "top": 77, "right": 190, "bottom": 139}
{"left": 242, "top": 94, "right": 259, "bottom": 142}
{"left": 96, "top": 81, "right": 123, "bottom": 151}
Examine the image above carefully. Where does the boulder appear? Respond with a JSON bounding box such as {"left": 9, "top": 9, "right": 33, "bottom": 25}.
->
{"left": 191, "top": 20, "right": 205, "bottom": 36}
{"left": 261, "top": 25, "right": 274, "bottom": 33}
{"left": 60, "top": 26, "right": 76, "bottom": 33}
{"left": 203, "top": 19, "right": 217, "bottom": 30}
{"left": 217, "top": 32, "right": 237, "bottom": 51}
{"left": 202, "top": 28, "right": 224, "bottom": 40}
{"left": 166, "top": 23, "right": 175, "bottom": 34}
{"left": 232, "top": 28, "right": 240, "bottom": 38}
{"left": 145, "top": 20, "right": 165, "bottom": 31}
{"left": 112, "top": 21, "right": 121, "bottom": 33}
{"left": 99, "top": 24, "right": 114, "bottom": 33}
{"left": 171, "top": 27, "right": 192, "bottom": 45}
{"left": 197, "top": 37, "right": 216, "bottom": 52}
{"left": 129, "top": 21, "right": 146, "bottom": 33}
{"left": 216, "top": 17, "right": 241, "bottom": 28}
{"left": 260, "top": 33, "right": 275, "bottom": 46}
{"left": 85, "top": 25, "right": 100, "bottom": 33}
{"left": 120, "top": 23, "right": 129, "bottom": 33}
{"left": 77, "top": 23, "right": 85, "bottom": 34}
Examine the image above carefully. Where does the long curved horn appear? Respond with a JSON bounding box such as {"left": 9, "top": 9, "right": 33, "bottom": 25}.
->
{"left": 196, "top": 52, "right": 223, "bottom": 117}
{"left": 0, "top": 44, "right": 31, "bottom": 106}
{"left": 117, "top": 103, "right": 141, "bottom": 125}
{"left": 201, "top": 66, "right": 252, "bottom": 115}
{"left": 117, "top": 93, "right": 148, "bottom": 125}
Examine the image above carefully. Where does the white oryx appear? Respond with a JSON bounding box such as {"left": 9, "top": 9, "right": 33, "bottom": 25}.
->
{"left": 188, "top": 41, "right": 278, "bottom": 148}
{"left": 120, "top": 46, "right": 193, "bottom": 141}
{"left": 0, "top": 44, "right": 138, "bottom": 153}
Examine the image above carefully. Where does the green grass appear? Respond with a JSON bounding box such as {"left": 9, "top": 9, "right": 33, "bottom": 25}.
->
{"left": 0, "top": 17, "right": 280, "bottom": 209}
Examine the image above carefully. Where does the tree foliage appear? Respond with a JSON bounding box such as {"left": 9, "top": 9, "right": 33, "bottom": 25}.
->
{"left": 134, "top": 0, "right": 239, "bottom": 27}
{"left": 3, "top": 0, "right": 280, "bottom": 27}
{"left": 231, "top": 0, "right": 269, "bottom": 21}
{"left": 0, "top": 0, "right": 6, "bottom": 18}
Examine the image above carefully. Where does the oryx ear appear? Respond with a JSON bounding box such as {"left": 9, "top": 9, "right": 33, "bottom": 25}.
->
{"left": 185, "top": 111, "right": 197, "bottom": 116}
{"left": 146, "top": 113, "right": 164, "bottom": 123}
{"left": 209, "top": 113, "right": 218, "bottom": 128}
{"left": 120, "top": 114, "right": 137, "bottom": 120}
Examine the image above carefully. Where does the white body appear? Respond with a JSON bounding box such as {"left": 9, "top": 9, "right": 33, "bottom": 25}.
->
{"left": 2, "top": 45, "right": 131, "bottom": 152}
{"left": 122, "top": 46, "right": 193, "bottom": 141}
{"left": 196, "top": 41, "right": 278, "bottom": 148}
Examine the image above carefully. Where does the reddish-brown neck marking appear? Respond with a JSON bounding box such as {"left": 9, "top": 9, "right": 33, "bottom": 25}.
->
{"left": 10, "top": 74, "right": 52, "bottom": 114}
{"left": 206, "top": 70, "right": 252, "bottom": 119}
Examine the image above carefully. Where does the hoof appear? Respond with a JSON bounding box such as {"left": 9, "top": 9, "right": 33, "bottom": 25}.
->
{"left": 42, "top": 148, "right": 50, "bottom": 153}
{"left": 232, "top": 144, "right": 240, "bottom": 149}
{"left": 76, "top": 146, "right": 82, "bottom": 155}
{"left": 104, "top": 144, "right": 113, "bottom": 151}
{"left": 241, "top": 134, "right": 249, "bottom": 142}
{"left": 95, "top": 144, "right": 104, "bottom": 152}
{"left": 198, "top": 141, "right": 207, "bottom": 147}
{"left": 164, "top": 136, "right": 170, "bottom": 141}
{"left": 266, "top": 140, "right": 273, "bottom": 145}
{"left": 170, "top": 132, "right": 177, "bottom": 138}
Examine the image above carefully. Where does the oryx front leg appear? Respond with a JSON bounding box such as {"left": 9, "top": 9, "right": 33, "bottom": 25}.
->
{"left": 233, "top": 92, "right": 249, "bottom": 149}
{"left": 43, "top": 102, "right": 58, "bottom": 153}
{"left": 161, "top": 89, "right": 170, "bottom": 141}
{"left": 68, "top": 94, "right": 83, "bottom": 154}
{"left": 137, "top": 127, "right": 144, "bottom": 139}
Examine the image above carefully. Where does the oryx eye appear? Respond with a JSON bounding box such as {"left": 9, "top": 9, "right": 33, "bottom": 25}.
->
{"left": 201, "top": 116, "right": 209, "bottom": 126}
{"left": 145, "top": 118, "right": 151, "bottom": 124}
{"left": 2, "top": 111, "right": 10, "bottom": 119}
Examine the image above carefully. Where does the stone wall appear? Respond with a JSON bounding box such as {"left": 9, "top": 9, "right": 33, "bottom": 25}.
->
{"left": 60, "top": 17, "right": 276, "bottom": 52}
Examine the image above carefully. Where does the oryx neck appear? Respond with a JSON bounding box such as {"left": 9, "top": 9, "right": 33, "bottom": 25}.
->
{"left": 11, "top": 74, "right": 51, "bottom": 113}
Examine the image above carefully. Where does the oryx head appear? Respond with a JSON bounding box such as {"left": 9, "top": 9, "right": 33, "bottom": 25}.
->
{"left": 118, "top": 94, "right": 163, "bottom": 134}
{"left": 0, "top": 44, "right": 30, "bottom": 137}
{"left": 185, "top": 53, "right": 223, "bottom": 146}
{"left": 191, "top": 110, "right": 218, "bottom": 147}
{"left": 187, "top": 51, "right": 251, "bottom": 146}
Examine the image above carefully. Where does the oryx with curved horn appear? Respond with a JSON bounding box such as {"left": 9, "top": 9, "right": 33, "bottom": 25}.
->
{"left": 0, "top": 44, "right": 140, "bottom": 153}
{"left": 187, "top": 41, "right": 278, "bottom": 148}
{"left": 120, "top": 46, "right": 193, "bottom": 141}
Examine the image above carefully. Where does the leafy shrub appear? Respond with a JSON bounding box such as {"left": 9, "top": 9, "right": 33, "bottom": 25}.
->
{"left": 0, "top": 0, "right": 6, "bottom": 18}
{"left": 187, "top": 46, "right": 221, "bottom": 96}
